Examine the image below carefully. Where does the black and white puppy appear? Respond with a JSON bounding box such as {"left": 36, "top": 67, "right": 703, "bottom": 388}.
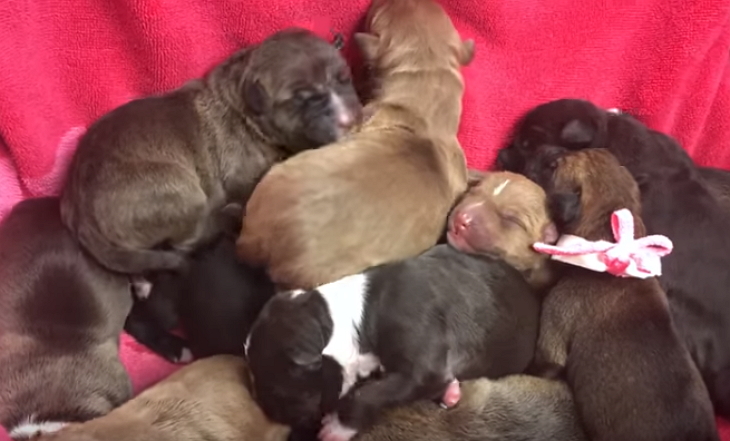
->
{"left": 246, "top": 244, "right": 541, "bottom": 441}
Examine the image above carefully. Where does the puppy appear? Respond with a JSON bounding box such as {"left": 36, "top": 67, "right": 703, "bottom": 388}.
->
{"left": 498, "top": 98, "right": 730, "bottom": 418}
{"left": 523, "top": 148, "right": 718, "bottom": 441}
{"left": 30, "top": 355, "right": 290, "bottom": 441}
{"left": 60, "top": 28, "right": 362, "bottom": 276}
{"left": 246, "top": 243, "right": 541, "bottom": 441}
{"left": 446, "top": 171, "right": 558, "bottom": 290}
{"left": 0, "top": 197, "right": 132, "bottom": 437}
{"left": 354, "top": 375, "right": 586, "bottom": 441}
{"left": 236, "top": 0, "right": 475, "bottom": 290}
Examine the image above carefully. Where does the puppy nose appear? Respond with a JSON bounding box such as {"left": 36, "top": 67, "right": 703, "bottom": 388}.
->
{"left": 330, "top": 92, "right": 357, "bottom": 129}
{"left": 454, "top": 211, "right": 473, "bottom": 233}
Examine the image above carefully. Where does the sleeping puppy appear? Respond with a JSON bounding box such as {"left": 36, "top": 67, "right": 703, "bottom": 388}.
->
{"left": 236, "top": 0, "right": 475, "bottom": 290}
{"left": 125, "top": 234, "right": 277, "bottom": 362}
{"left": 446, "top": 170, "right": 558, "bottom": 290}
{"left": 60, "top": 28, "right": 362, "bottom": 276}
{"left": 498, "top": 98, "right": 730, "bottom": 419}
{"left": 246, "top": 243, "right": 541, "bottom": 441}
{"left": 0, "top": 197, "right": 132, "bottom": 438}
{"left": 354, "top": 375, "right": 586, "bottom": 441}
{"left": 523, "top": 148, "right": 718, "bottom": 441}
{"left": 30, "top": 355, "right": 290, "bottom": 441}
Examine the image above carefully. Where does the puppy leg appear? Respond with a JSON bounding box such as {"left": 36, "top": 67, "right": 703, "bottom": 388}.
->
{"left": 321, "top": 372, "right": 448, "bottom": 441}
{"left": 124, "top": 297, "right": 192, "bottom": 363}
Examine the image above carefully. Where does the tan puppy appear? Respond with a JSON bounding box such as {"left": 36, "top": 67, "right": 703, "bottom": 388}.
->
{"left": 447, "top": 171, "right": 559, "bottom": 289}
{"left": 524, "top": 148, "right": 718, "bottom": 441}
{"left": 354, "top": 375, "right": 586, "bottom": 441}
{"left": 31, "top": 355, "right": 290, "bottom": 441}
{"left": 236, "top": 0, "right": 475, "bottom": 289}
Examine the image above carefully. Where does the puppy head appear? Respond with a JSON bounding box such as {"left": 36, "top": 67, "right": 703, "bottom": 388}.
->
{"left": 498, "top": 99, "right": 611, "bottom": 173}
{"left": 246, "top": 290, "right": 342, "bottom": 428}
{"left": 354, "top": 0, "right": 475, "bottom": 73}
{"left": 447, "top": 171, "right": 558, "bottom": 288}
{"left": 225, "top": 28, "right": 363, "bottom": 152}
{"left": 525, "top": 147, "right": 642, "bottom": 239}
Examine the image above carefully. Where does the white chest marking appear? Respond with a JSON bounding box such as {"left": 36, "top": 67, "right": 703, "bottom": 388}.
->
{"left": 493, "top": 179, "right": 510, "bottom": 196}
{"left": 317, "top": 273, "right": 382, "bottom": 396}
{"left": 10, "top": 417, "right": 69, "bottom": 439}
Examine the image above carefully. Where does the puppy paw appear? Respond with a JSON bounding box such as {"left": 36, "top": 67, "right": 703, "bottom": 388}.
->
{"left": 176, "top": 347, "right": 194, "bottom": 364}
{"left": 318, "top": 414, "right": 357, "bottom": 441}
{"left": 131, "top": 276, "right": 153, "bottom": 300}
{"left": 440, "top": 379, "right": 461, "bottom": 409}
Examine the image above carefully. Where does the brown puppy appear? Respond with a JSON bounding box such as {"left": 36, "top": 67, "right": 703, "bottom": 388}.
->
{"left": 447, "top": 171, "right": 558, "bottom": 290}
{"left": 0, "top": 197, "right": 132, "bottom": 438}
{"left": 236, "top": 0, "right": 475, "bottom": 290}
{"left": 60, "top": 28, "right": 362, "bottom": 276}
{"left": 30, "top": 355, "right": 290, "bottom": 441}
{"left": 354, "top": 375, "right": 586, "bottom": 441}
{"left": 526, "top": 149, "right": 718, "bottom": 441}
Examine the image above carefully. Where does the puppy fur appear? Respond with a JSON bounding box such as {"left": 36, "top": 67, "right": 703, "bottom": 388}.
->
{"left": 354, "top": 375, "right": 586, "bottom": 441}
{"left": 246, "top": 244, "right": 540, "bottom": 438}
{"left": 499, "top": 98, "right": 730, "bottom": 418}
{"left": 0, "top": 198, "right": 132, "bottom": 436}
{"left": 446, "top": 170, "right": 559, "bottom": 290}
{"left": 60, "top": 28, "right": 362, "bottom": 275}
{"left": 236, "top": 0, "right": 475, "bottom": 290}
{"left": 30, "top": 355, "right": 290, "bottom": 441}
{"left": 523, "top": 148, "right": 718, "bottom": 441}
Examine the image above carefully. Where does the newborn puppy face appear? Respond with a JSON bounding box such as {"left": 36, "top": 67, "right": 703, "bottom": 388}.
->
{"left": 246, "top": 291, "right": 342, "bottom": 428}
{"left": 497, "top": 99, "right": 612, "bottom": 173}
{"left": 526, "top": 148, "right": 641, "bottom": 235}
{"left": 447, "top": 171, "right": 558, "bottom": 274}
{"left": 243, "top": 28, "right": 363, "bottom": 152}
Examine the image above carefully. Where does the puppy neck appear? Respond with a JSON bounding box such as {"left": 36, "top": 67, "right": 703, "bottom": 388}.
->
{"left": 315, "top": 273, "right": 378, "bottom": 396}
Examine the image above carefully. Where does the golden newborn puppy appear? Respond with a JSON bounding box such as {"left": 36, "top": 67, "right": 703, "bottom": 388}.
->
{"left": 354, "top": 375, "right": 586, "bottom": 441}
{"left": 31, "top": 356, "right": 290, "bottom": 441}
{"left": 447, "top": 171, "right": 559, "bottom": 290}
{"left": 237, "top": 0, "right": 475, "bottom": 290}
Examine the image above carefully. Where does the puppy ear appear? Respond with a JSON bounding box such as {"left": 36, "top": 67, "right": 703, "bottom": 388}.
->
{"left": 459, "top": 39, "right": 476, "bottom": 66}
{"left": 467, "top": 168, "right": 486, "bottom": 187}
{"left": 496, "top": 147, "right": 523, "bottom": 171}
{"left": 541, "top": 222, "right": 559, "bottom": 244}
{"left": 243, "top": 79, "right": 267, "bottom": 115}
{"left": 560, "top": 119, "right": 596, "bottom": 146}
{"left": 354, "top": 33, "right": 380, "bottom": 60}
{"left": 548, "top": 191, "right": 581, "bottom": 229}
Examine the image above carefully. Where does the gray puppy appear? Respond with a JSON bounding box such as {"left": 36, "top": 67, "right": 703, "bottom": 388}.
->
{"left": 0, "top": 197, "right": 133, "bottom": 438}
{"left": 355, "top": 375, "right": 586, "bottom": 441}
{"left": 60, "top": 28, "right": 362, "bottom": 275}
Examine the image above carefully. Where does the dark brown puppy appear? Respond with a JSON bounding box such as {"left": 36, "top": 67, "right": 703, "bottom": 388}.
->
{"left": 354, "top": 375, "right": 586, "bottom": 441}
{"left": 0, "top": 197, "right": 132, "bottom": 438}
{"left": 524, "top": 148, "right": 717, "bottom": 441}
{"left": 446, "top": 171, "right": 558, "bottom": 290}
{"left": 498, "top": 98, "right": 730, "bottom": 418}
{"left": 31, "top": 356, "right": 290, "bottom": 441}
{"left": 236, "top": 0, "right": 475, "bottom": 290}
{"left": 60, "top": 28, "right": 362, "bottom": 276}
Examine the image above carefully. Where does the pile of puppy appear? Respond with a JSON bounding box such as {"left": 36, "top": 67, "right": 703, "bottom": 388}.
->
{"left": 1, "top": 0, "right": 729, "bottom": 440}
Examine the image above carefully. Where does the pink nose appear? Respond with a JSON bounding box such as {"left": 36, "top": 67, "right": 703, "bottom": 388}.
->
{"left": 338, "top": 110, "right": 354, "bottom": 128}
{"left": 453, "top": 211, "right": 473, "bottom": 234}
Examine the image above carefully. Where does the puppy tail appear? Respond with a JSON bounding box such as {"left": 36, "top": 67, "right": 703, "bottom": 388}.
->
{"left": 76, "top": 225, "right": 187, "bottom": 275}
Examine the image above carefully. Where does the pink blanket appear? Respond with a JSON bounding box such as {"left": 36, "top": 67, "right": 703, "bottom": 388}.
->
{"left": 0, "top": 0, "right": 729, "bottom": 437}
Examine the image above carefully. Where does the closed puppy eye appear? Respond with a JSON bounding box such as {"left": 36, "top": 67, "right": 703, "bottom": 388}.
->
{"left": 500, "top": 213, "right": 527, "bottom": 231}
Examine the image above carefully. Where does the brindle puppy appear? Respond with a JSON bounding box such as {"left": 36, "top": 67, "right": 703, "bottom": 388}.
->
{"left": 497, "top": 98, "right": 730, "bottom": 418}
{"left": 354, "top": 375, "right": 586, "bottom": 441}
{"left": 60, "top": 28, "right": 362, "bottom": 276}
{"left": 446, "top": 171, "right": 558, "bottom": 290}
{"left": 0, "top": 198, "right": 132, "bottom": 438}
{"left": 236, "top": 0, "right": 474, "bottom": 290}
{"left": 524, "top": 148, "right": 718, "bottom": 441}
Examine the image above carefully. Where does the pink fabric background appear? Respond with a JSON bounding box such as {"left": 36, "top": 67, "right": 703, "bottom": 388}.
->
{"left": 0, "top": 0, "right": 728, "bottom": 437}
